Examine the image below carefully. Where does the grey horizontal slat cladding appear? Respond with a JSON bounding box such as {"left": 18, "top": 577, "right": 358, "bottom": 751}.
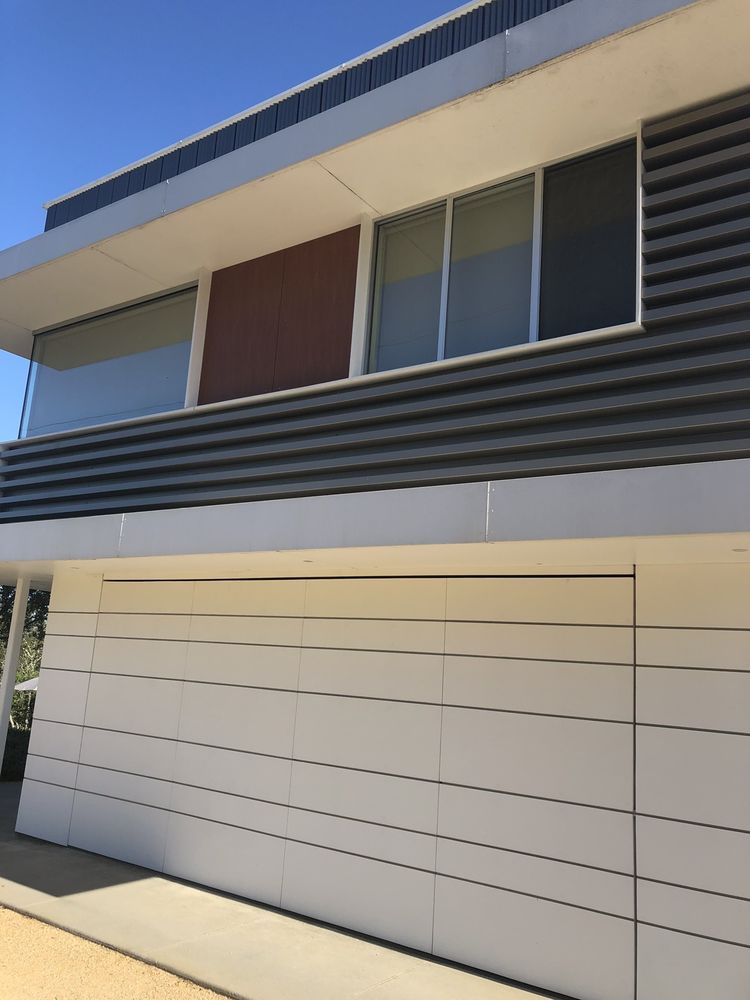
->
{"left": 641, "top": 88, "right": 750, "bottom": 329}
{"left": 44, "top": 0, "right": 576, "bottom": 231}
{"left": 6, "top": 89, "right": 750, "bottom": 523}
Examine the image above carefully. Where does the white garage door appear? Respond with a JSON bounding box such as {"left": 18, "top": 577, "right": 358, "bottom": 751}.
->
{"left": 20, "top": 572, "right": 636, "bottom": 1000}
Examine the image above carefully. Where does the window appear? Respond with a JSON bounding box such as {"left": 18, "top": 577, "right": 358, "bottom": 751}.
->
{"left": 368, "top": 141, "right": 637, "bottom": 373}
{"left": 21, "top": 289, "right": 196, "bottom": 437}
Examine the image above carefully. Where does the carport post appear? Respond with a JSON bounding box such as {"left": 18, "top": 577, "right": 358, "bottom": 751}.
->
{"left": 0, "top": 576, "right": 31, "bottom": 773}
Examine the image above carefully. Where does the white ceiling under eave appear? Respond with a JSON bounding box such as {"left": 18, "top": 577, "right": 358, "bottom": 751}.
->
{"left": 0, "top": 0, "right": 747, "bottom": 356}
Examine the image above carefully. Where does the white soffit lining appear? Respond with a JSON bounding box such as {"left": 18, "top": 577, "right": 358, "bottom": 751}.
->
{"left": 0, "top": 0, "right": 744, "bottom": 353}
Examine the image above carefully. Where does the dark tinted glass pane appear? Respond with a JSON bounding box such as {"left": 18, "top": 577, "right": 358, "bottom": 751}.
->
{"left": 369, "top": 206, "right": 445, "bottom": 372}
{"left": 445, "top": 175, "right": 534, "bottom": 359}
{"left": 539, "top": 142, "right": 637, "bottom": 340}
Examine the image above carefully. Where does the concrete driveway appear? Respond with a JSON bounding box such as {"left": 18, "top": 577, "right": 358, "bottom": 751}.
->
{"left": 0, "top": 783, "right": 554, "bottom": 1000}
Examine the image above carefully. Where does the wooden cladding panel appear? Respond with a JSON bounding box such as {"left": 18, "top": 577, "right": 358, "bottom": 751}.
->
{"left": 198, "top": 251, "right": 284, "bottom": 404}
{"left": 198, "top": 226, "right": 360, "bottom": 405}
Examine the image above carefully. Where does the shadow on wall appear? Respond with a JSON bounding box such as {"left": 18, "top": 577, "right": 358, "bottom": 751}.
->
{"left": 0, "top": 784, "right": 153, "bottom": 898}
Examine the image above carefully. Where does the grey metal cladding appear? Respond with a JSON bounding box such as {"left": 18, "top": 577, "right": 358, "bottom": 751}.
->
{"left": 642, "top": 88, "right": 750, "bottom": 326}
{"left": 1, "top": 315, "right": 750, "bottom": 521}
{"left": 43, "top": 0, "right": 577, "bottom": 231}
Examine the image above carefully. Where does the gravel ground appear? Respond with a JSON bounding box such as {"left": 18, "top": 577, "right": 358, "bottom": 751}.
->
{"left": 0, "top": 907, "right": 227, "bottom": 1000}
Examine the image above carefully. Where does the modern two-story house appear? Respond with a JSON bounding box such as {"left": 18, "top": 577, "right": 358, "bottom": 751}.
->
{"left": 1, "top": 1, "right": 749, "bottom": 998}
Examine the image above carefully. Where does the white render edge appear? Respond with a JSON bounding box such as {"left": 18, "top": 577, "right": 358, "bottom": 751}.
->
{"left": 0, "top": 457, "right": 747, "bottom": 566}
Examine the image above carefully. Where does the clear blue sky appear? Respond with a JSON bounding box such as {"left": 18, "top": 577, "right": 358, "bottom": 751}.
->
{"left": 0, "top": 0, "right": 460, "bottom": 440}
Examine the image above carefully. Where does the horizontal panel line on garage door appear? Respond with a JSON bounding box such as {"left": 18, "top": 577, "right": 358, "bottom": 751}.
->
{"left": 100, "top": 573, "right": 636, "bottom": 583}
{"left": 59, "top": 641, "right": 633, "bottom": 669}
{"left": 40, "top": 723, "right": 634, "bottom": 814}
{"left": 26, "top": 751, "right": 81, "bottom": 766}
{"left": 63, "top": 757, "right": 634, "bottom": 877}
{"left": 639, "top": 876, "right": 750, "bottom": 906}
{"left": 37, "top": 675, "right": 634, "bottom": 723}
{"left": 637, "top": 811, "right": 750, "bottom": 836}
{"left": 636, "top": 663, "right": 750, "bottom": 675}
{"left": 638, "top": 920, "right": 750, "bottom": 951}
{"left": 637, "top": 722, "right": 750, "bottom": 738}
{"left": 58, "top": 783, "right": 634, "bottom": 921}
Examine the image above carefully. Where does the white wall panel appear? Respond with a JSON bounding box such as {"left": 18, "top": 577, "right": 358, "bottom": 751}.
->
{"left": 79, "top": 727, "right": 175, "bottom": 781}
{"left": 302, "top": 616, "right": 444, "bottom": 654}
{"left": 638, "top": 925, "right": 750, "bottom": 1000}
{"left": 15, "top": 780, "right": 75, "bottom": 845}
{"left": 441, "top": 707, "right": 632, "bottom": 809}
{"left": 444, "top": 655, "right": 631, "bottom": 720}
{"left": 99, "top": 580, "right": 194, "bottom": 614}
{"left": 637, "top": 880, "right": 750, "bottom": 947}
{"left": 637, "top": 666, "right": 750, "bottom": 733}
{"left": 445, "top": 621, "right": 632, "bottom": 663}
{"left": 299, "top": 647, "right": 442, "bottom": 702}
{"left": 83, "top": 673, "right": 183, "bottom": 738}
{"left": 68, "top": 791, "right": 169, "bottom": 870}
{"left": 40, "top": 634, "right": 95, "bottom": 671}
{"left": 637, "top": 627, "right": 750, "bottom": 670}
{"left": 637, "top": 565, "right": 750, "bottom": 629}
{"left": 293, "top": 694, "right": 442, "bottom": 779}
{"left": 287, "top": 809, "right": 435, "bottom": 869}
{"left": 637, "top": 726, "right": 750, "bottom": 830}
{"left": 304, "top": 577, "right": 445, "bottom": 620}
{"left": 438, "top": 783, "right": 633, "bottom": 873}
{"left": 178, "top": 682, "right": 297, "bottom": 757}
{"left": 436, "top": 838, "right": 633, "bottom": 916}
{"left": 192, "top": 578, "right": 306, "bottom": 616}
{"left": 92, "top": 636, "right": 188, "bottom": 679}
{"left": 172, "top": 742, "right": 290, "bottom": 804}
{"left": 164, "top": 813, "right": 285, "bottom": 906}
{"left": 189, "top": 614, "right": 302, "bottom": 646}
{"left": 433, "top": 876, "right": 634, "bottom": 1000}
{"left": 96, "top": 613, "right": 191, "bottom": 641}
{"left": 288, "top": 761, "right": 437, "bottom": 832}
{"left": 184, "top": 640, "right": 300, "bottom": 688}
{"left": 75, "top": 765, "right": 172, "bottom": 810}
{"left": 446, "top": 577, "right": 633, "bottom": 626}
{"left": 281, "top": 841, "right": 435, "bottom": 952}
{"left": 48, "top": 572, "right": 102, "bottom": 614}
{"left": 27, "top": 719, "right": 83, "bottom": 763}
{"left": 23, "top": 754, "right": 78, "bottom": 788}
{"left": 637, "top": 815, "right": 750, "bottom": 899}
{"left": 34, "top": 668, "right": 90, "bottom": 727}
{"left": 45, "top": 612, "right": 98, "bottom": 636}
{"left": 170, "top": 784, "right": 287, "bottom": 837}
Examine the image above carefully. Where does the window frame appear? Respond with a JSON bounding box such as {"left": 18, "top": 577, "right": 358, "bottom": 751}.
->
{"left": 19, "top": 284, "right": 199, "bottom": 439}
{"left": 363, "top": 134, "right": 643, "bottom": 376}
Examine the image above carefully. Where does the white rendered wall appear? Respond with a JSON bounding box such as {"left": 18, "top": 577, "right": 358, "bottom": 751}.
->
{"left": 16, "top": 565, "right": 750, "bottom": 1000}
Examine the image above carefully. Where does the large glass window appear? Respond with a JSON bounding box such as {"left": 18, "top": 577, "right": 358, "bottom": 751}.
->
{"left": 368, "top": 141, "right": 637, "bottom": 373}
{"left": 21, "top": 289, "right": 196, "bottom": 437}
{"left": 369, "top": 206, "right": 446, "bottom": 372}
{"left": 445, "top": 176, "right": 534, "bottom": 359}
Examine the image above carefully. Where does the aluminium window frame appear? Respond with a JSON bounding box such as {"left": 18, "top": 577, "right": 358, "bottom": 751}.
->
{"left": 361, "top": 131, "right": 643, "bottom": 376}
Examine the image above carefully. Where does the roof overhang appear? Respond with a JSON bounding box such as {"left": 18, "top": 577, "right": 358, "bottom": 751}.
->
{"left": 1, "top": 0, "right": 745, "bottom": 357}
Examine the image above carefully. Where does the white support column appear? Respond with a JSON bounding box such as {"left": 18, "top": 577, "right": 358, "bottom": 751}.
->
{"left": 184, "top": 268, "right": 213, "bottom": 407}
{"left": 0, "top": 576, "right": 31, "bottom": 773}
{"left": 349, "top": 215, "right": 376, "bottom": 377}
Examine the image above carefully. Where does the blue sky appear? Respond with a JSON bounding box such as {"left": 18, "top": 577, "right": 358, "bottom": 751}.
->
{"left": 0, "top": 0, "right": 460, "bottom": 440}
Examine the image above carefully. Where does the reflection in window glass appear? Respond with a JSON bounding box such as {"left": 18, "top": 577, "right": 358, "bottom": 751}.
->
{"left": 445, "top": 176, "right": 535, "bottom": 359}
{"left": 539, "top": 141, "right": 637, "bottom": 340}
{"left": 22, "top": 289, "right": 196, "bottom": 437}
{"left": 368, "top": 206, "right": 446, "bottom": 372}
